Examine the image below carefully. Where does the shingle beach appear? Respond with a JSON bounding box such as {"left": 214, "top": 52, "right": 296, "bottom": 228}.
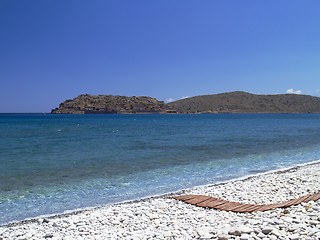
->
{"left": 1, "top": 161, "right": 320, "bottom": 240}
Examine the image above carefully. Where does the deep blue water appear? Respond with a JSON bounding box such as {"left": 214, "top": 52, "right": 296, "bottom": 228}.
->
{"left": 1, "top": 113, "right": 320, "bottom": 224}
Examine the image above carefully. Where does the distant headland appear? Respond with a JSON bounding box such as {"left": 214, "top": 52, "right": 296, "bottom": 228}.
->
{"left": 51, "top": 91, "right": 320, "bottom": 114}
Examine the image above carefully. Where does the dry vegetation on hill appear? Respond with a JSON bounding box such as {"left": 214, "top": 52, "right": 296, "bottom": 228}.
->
{"left": 168, "top": 91, "right": 320, "bottom": 113}
{"left": 51, "top": 92, "right": 320, "bottom": 114}
{"left": 51, "top": 94, "right": 168, "bottom": 114}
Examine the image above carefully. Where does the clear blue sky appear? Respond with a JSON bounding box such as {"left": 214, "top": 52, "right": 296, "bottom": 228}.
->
{"left": 1, "top": 1, "right": 320, "bottom": 112}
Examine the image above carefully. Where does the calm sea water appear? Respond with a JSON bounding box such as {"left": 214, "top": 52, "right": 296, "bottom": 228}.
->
{"left": 1, "top": 113, "right": 320, "bottom": 224}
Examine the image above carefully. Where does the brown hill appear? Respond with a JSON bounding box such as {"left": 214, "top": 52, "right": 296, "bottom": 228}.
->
{"left": 51, "top": 94, "right": 168, "bottom": 114}
{"left": 167, "top": 91, "right": 320, "bottom": 113}
{"left": 51, "top": 92, "right": 320, "bottom": 114}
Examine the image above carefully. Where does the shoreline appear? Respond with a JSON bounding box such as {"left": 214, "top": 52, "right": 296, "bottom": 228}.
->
{"left": 1, "top": 160, "right": 320, "bottom": 239}
{"left": 2, "top": 160, "right": 320, "bottom": 228}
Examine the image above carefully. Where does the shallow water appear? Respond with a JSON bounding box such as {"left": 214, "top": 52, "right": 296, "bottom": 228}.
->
{"left": 1, "top": 113, "right": 320, "bottom": 224}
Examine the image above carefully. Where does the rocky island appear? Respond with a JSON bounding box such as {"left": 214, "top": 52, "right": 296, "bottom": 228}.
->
{"left": 51, "top": 91, "right": 320, "bottom": 114}
{"left": 51, "top": 94, "right": 172, "bottom": 114}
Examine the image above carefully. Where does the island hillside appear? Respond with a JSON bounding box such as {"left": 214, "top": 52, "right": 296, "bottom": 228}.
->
{"left": 168, "top": 91, "right": 320, "bottom": 113}
{"left": 51, "top": 91, "right": 320, "bottom": 114}
{"left": 51, "top": 94, "right": 170, "bottom": 114}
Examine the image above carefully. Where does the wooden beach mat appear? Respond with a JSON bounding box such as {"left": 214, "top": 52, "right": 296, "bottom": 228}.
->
{"left": 172, "top": 192, "right": 320, "bottom": 212}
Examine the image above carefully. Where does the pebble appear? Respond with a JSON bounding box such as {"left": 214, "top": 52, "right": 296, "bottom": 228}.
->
{"left": 271, "top": 229, "right": 281, "bottom": 237}
{"left": 42, "top": 218, "right": 50, "bottom": 224}
{"left": 199, "top": 233, "right": 213, "bottom": 239}
{"left": 240, "top": 233, "right": 250, "bottom": 240}
{"left": 163, "top": 231, "right": 172, "bottom": 238}
{"left": 269, "top": 235, "right": 278, "bottom": 240}
{"left": 309, "top": 220, "right": 319, "bottom": 225}
{"left": 228, "top": 228, "right": 241, "bottom": 236}
{"left": 261, "top": 227, "right": 273, "bottom": 235}
{"left": 239, "top": 226, "right": 254, "bottom": 234}
{"left": 0, "top": 162, "right": 320, "bottom": 239}
{"left": 218, "top": 234, "right": 230, "bottom": 240}
{"left": 289, "top": 233, "right": 300, "bottom": 240}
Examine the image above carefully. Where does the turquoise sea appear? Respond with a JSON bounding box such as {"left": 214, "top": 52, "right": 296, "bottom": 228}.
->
{"left": 1, "top": 113, "right": 320, "bottom": 224}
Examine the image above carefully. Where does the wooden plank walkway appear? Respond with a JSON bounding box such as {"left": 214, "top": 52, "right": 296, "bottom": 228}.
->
{"left": 172, "top": 192, "right": 320, "bottom": 212}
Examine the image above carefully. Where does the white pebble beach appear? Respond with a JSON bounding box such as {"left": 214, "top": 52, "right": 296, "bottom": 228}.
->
{"left": 1, "top": 161, "right": 320, "bottom": 240}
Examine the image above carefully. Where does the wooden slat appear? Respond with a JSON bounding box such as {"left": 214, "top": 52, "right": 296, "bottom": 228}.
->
{"left": 281, "top": 195, "right": 307, "bottom": 208}
{"left": 172, "top": 191, "right": 320, "bottom": 213}
{"left": 185, "top": 196, "right": 212, "bottom": 205}
{"left": 292, "top": 195, "right": 310, "bottom": 205}
{"left": 301, "top": 194, "right": 314, "bottom": 203}
{"left": 238, "top": 204, "right": 263, "bottom": 213}
{"left": 231, "top": 204, "right": 255, "bottom": 212}
{"left": 228, "top": 203, "right": 250, "bottom": 211}
{"left": 196, "top": 197, "right": 218, "bottom": 207}
{"left": 216, "top": 202, "right": 241, "bottom": 211}
{"left": 199, "top": 198, "right": 223, "bottom": 207}
{"left": 269, "top": 201, "right": 290, "bottom": 209}
{"left": 255, "top": 204, "right": 278, "bottom": 212}
{"left": 212, "top": 201, "right": 229, "bottom": 208}
{"left": 173, "top": 195, "right": 199, "bottom": 201}
{"left": 246, "top": 205, "right": 265, "bottom": 212}
{"left": 207, "top": 199, "right": 228, "bottom": 208}
{"left": 280, "top": 198, "right": 297, "bottom": 208}
{"left": 202, "top": 199, "right": 222, "bottom": 208}
{"left": 311, "top": 192, "right": 320, "bottom": 201}
{"left": 309, "top": 192, "right": 318, "bottom": 201}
